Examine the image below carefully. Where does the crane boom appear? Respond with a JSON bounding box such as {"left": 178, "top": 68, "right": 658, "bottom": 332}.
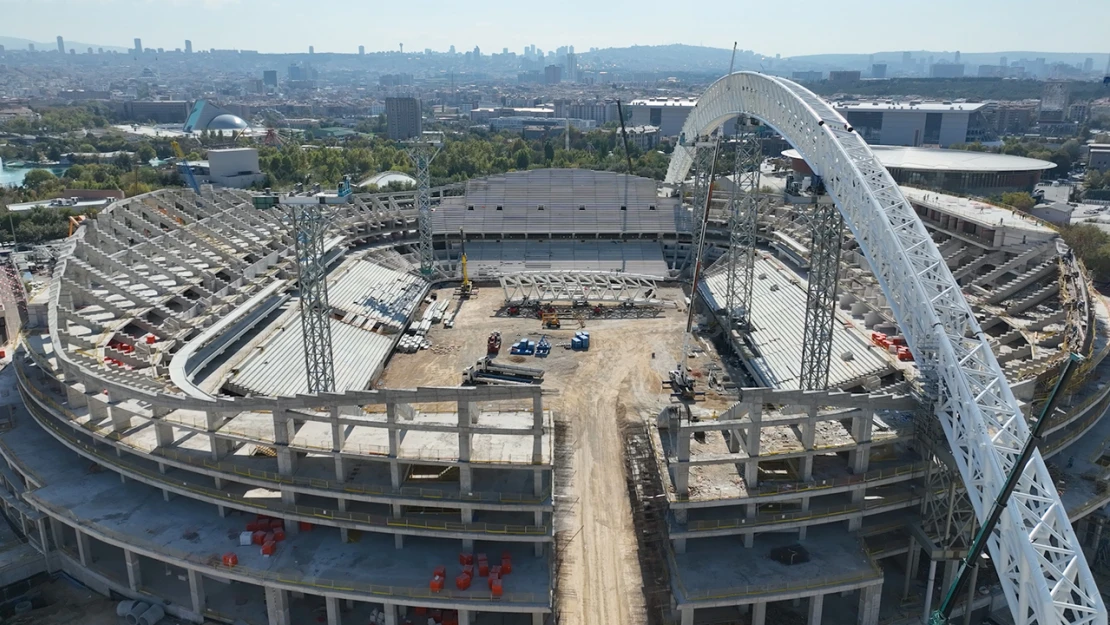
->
{"left": 171, "top": 140, "right": 201, "bottom": 195}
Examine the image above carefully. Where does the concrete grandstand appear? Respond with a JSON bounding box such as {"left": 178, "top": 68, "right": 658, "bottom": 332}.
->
{"left": 1, "top": 152, "right": 1109, "bottom": 625}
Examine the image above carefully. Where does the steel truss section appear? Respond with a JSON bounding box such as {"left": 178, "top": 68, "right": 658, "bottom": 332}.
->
{"left": 725, "top": 119, "right": 761, "bottom": 333}
{"left": 290, "top": 201, "right": 336, "bottom": 394}
{"left": 500, "top": 272, "right": 661, "bottom": 306}
{"left": 689, "top": 141, "right": 717, "bottom": 242}
{"left": 406, "top": 134, "right": 443, "bottom": 276}
{"left": 664, "top": 71, "right": 1104, "bottom": 625}
{"left": 798, "top": 202, "right": 844, "bottom": 390}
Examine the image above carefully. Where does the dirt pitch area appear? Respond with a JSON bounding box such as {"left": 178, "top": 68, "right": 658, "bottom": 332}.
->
{"left": 379, "top": 283, "right": 735, "bottom": 625}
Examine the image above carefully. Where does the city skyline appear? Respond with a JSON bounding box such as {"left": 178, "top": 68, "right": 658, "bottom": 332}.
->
{"left": 1, "top": 0, "right": 1107, "bottom": 57}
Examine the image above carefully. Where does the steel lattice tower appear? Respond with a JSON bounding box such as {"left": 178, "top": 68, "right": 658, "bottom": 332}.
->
{"left": 725, "top": 118, "right": 761, "bottom": 333}
{"left": 798, "top": 201, "right": 844, "bottom": 390}
{"left": 689, "top": 140, "right": 717, "bottom": 243}
{"left": 406, "top": 134, "right": 443, "bottom": 275}
{"left": 290, "top": 199, "right": 336, "bottom": 393}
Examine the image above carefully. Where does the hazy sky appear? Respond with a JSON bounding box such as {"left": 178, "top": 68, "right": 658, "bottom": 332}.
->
{"left": 2, "top": 0, "right": 1108, "bottom": 56}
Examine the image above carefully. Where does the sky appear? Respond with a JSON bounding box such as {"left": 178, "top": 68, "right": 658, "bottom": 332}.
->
{"left": 1, "top": 0, "right": 1108, "bottom": 57}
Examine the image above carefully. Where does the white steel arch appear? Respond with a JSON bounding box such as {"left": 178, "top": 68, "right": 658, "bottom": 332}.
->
{"left": 667, "top": 72, "right": 1103, "bottom": 625}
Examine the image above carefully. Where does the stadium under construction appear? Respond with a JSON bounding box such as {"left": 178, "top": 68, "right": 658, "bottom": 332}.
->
{"left": 0, "top": 72, "right": 1109, "bottom": 625}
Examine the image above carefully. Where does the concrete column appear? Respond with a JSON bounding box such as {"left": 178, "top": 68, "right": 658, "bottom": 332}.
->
{"left": 533, "top": 468, "right": 543, "bottom": 497}
{"left": 941, "top": 560, "right": 958, "bottom": 602}
{"left": 124, "top": 548, "right": 141, "bottom": 591}
{"left": 462, "top": 507, "right": 474, "bottom": 551}
{"left": 275, "top": 409, "right": 298, "bottom": 476}
{"left": 680, "top": 607, "right": 694, "bottom": 625}
{"left": 325, "top": 596, "right": 342, "bottom": 625}
{"left": 1094, "top": 521, "right": 1105, "bottom": 548}
{"left": 922, "top": 559, "right": 938, "bottom": 624}
{"left": 264, "top": 586, "right": 290, "bottom": 625}
{"left": 458, "top": 402, "right": 473, "bottom": 462}
{"left": 66, "top": 384, "right": 88, "bottom": 408}
{"left": 808, "top": 593, "right": 824, "bottom": 625}
{"left": 752, "top": 601, "right": 767, "bottom": 625}
{"left": 35, "top": 517, "right": 49, "bottom": 552}
{"left": 50, "top": 518, "right": 64, "bottom": 552}
{"left": 205, "top": 410, "right": 232, "bottom": 459}
{"left": 675, "top": 430, "right": 690, "bottom": 495}
{"left": 188, "top": 569, "right": 205, "bottom": 616}
{"left": 386, "top": 403, "right": 400, "bottom": 457}
{"left": 963, "top": 564, "right": 979, "bottom": 625}
{"left": 334, "top": 455, "right": 346, "bottom": 483}
{"left": 857, "top": 584, "right": 880, "bottom": 625}
{"left": 532, "top": 611, "right": 544, "bottom": 625}
{"left": 727, "top": 428, "right": 741, "bottom": 453}
{"left": 744, "top": 402, "right": 762, "bottom": 489}
{"left": 902, "top": 537, "right": 917, "bottom": 599}
{"left": 154, "top": 422, "right": 174, "bottom": 448}
{"left": 799, "top": 406, "right": 817, "bottom": 481}
{"left": 458, "top": 609, "right": 471, "bottom": 625}
{"left": 849, "top": 411, "right": 874, "bottom": 474}
{"left": 330, "top": 406, "right": 343, "bottom": 453}
{"left": 532, "top": 394, "right": 544, "bottom": 463}
{"left": 460, "top": 466, "right": 473, "bottom": 494}
{"left": 390, "top": 462, "right": 401, "bottom": 490}
{"left": 381, "top": 603, "right": 397, "bottom": 625}
{"left": 75, "top": 528, "right": 90, "bottom": 566}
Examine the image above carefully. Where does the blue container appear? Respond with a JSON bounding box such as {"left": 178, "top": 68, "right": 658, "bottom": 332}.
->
{"left": 571, "top": 337, "right": 582, "bottom": 349}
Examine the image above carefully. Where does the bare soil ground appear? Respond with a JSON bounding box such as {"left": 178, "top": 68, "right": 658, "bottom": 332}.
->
{"left": 379, "top": 284, "right": 734, "bottom": 625}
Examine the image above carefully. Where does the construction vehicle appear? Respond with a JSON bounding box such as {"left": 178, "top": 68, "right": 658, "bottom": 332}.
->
{"left": 337, "top": 175, "right": 353, "bottom": 197}
{"left": 457, "top": 227, "right": 474, "bottom": 298}
{"left": 170, "top": 140, "right": 201, "bottom": 194}
{"left": 462, "top": 358, "right": 544, "bottom": 386}
{"left": 928, "top": 353, "right": 1081, "bottom": 625}
{"left": 541, "top": 307, "right": 561, "bottom": 329}
{"left": 487, "top": 331, "right": 502, "bottom": 355}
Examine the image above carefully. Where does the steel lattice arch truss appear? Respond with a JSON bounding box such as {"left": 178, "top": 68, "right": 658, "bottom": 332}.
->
{"left": 500, "top": 272, "right": 661, "bottom": 305}
{"left": 665, "top": 72, "right": 1104, "bottom": 625}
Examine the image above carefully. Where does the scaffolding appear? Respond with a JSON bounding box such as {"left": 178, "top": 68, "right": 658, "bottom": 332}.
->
{"left": 406, "top": 133, "right": 444, "bottom": 276}
{"left": 725, "top": 118, "right": 761, "bottom": 333}
{"left": 289, "top": 198, "right": 336, "bottom": 393}
{"left": 798, "top": 201, "right": 844, "bottom": 390}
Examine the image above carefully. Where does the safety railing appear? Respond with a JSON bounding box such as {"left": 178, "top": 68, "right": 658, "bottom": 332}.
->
{"left": 19, "top": 373, "right": 551, "bottom": 539}
{"left": 14, "top": 362, "right": 550, "bottom": 508}
{"left": 685, "top": 493, "right": 920, "bottom": 532}
{"left": 33, "top": 494, "right": 551, "bottom": 606}
{"left": 668, "top": 547, "right": 881, "bottom": 602}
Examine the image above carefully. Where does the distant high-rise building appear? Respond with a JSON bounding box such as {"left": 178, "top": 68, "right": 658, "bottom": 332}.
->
{"left": 473, "top": 46, "right": 481, "bottom": 59}
{"left": 98, "top": 48, "right": 103, "bottom": 54}
{"left": 1039, "top": 81, "right": 1071, "bottom": 122}
{"left": 385, "top": 97, "right": 423, "bottom": 140}
{"left": 954, "top": 50, "right": 961, "bottom": 63}
{"left": 828, "top": 70, "right": 862, "bottom": 82}
{"left": 56, "top": 36, "right": 65, "bottom": 54}
{"left": 263, "top": 70, "right": 278, "bottom": 88}
{"left": 544, "top": 64, "right": 563, "bottom": 85}
{"left": 309, "top": 46, "right": 314, "bottom": 54}
{"left": 449, "top": 45, "right": 456, "bottom": 55}
{"left": 69, "top": 49, "right": 75, "bottom": 55}
{"left": 502, "top": 47, "right": 508, "bottom": 55}
{"left": 87, "top": 47, "right": 93, "bottom": 54}
{"left": 1084, "top": 58, "right": 1094, "bottom": 73}
{"left": 871, "top": 64, "right": 887, "bottom": 79}
{"left": 185, "top": 40, "right": 192, "bottom": 54}
{"left": 565, "top": 52, "right": 578, "bottom": 82}
{"left": 569, "top": 45, "right": 574, "bottom": 54}
{"left": 0, "top": 45, "right": 5, "bottom": 54}
{"left": 359, "top": 45, "right": 365, "bottom": 56}
{"left": 930, "top": 63, "right": 965, "bottom": 78}
{"left": 1000, "top": 56, "right": 1008, "bottom": 67}
{"left": 902, "top": 51, "right": 912, "bottom": 64}
{"left": 28, "top": 43, "right": 35, "bottom": 52}
{"left": 133, "top": 38, "right": 142, "bottom": 54}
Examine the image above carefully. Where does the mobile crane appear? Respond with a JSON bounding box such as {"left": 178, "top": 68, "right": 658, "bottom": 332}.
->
{"left": 170, "top": 140, "right": 201, "bottom": 195}
{"left": 928, "top": 353, "right": 1082, "bottom": 625}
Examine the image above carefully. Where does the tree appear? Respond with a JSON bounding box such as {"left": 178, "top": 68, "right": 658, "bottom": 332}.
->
{"left": 22, "top": 169, "right": 56, "bottom": 192}
{"left": 136, "top": 143, "right": 157, "bottom": 164}
{"left": 1060, "top": 224, "right": 1109, "bottom": 261}
{"left": 1049, "top": 152, "right": 1073, "bottom": 176}
{"left": 1000, "top": 191, "right": 1036, "bottom": 211}
{"left": 514, "top": 149, "right": 530, "bottom": 170}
